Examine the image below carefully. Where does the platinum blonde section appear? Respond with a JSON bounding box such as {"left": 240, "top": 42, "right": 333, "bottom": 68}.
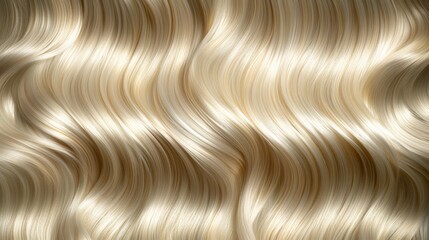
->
{"left": 0, "top": 0, "right": 428, "bottom": 239}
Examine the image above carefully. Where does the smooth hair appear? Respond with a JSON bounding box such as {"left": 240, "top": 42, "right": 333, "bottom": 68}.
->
{"left": 0, "top": 0, "right": 428, "bottom": 239}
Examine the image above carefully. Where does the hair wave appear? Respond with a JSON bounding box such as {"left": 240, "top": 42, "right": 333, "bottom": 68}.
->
{"left": 0, "top": 0, "right": 428, "bottom": 239}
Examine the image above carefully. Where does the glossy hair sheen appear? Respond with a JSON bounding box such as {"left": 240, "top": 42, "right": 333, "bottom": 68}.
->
{"left": 0, "top": 0, "right": 428, "bottom": 239}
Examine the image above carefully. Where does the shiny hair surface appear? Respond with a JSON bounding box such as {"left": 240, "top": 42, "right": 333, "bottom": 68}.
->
{"left": 0, "top": 0, "right": 428, "bottom": 239}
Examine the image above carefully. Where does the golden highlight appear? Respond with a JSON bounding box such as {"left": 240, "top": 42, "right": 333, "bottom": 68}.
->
{"left": 0, "top": 0, "right": 429, "bottom": 239}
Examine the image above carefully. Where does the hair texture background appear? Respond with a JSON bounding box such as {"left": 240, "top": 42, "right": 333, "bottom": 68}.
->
{"left": 0, "top": 0, "right": 428, "bottom": 239}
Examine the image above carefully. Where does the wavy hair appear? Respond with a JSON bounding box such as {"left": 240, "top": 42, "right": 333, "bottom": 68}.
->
{"left": 0, "top": 0, "right": 428, "bottom": 239}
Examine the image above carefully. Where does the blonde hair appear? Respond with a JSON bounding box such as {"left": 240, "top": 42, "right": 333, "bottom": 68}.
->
{"left": 0, "top": 0, "right": 428, "bottom": 239}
